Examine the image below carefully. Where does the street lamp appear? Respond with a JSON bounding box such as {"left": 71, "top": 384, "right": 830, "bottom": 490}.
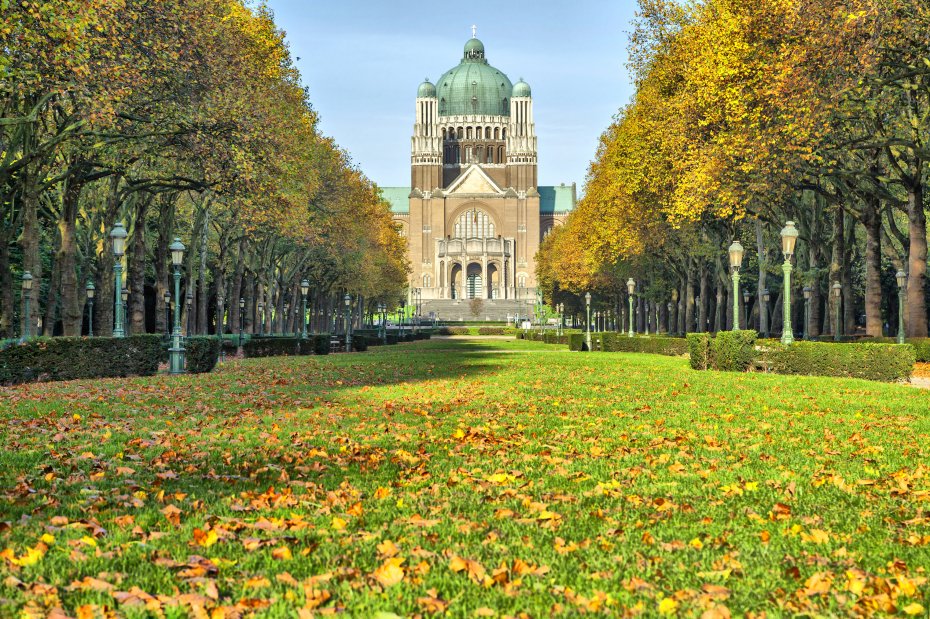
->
{"left": 85, "top": 280, "right": 95, "bottom": 337}
{"left": 802, "top": 286, "right": 812, "bottom": 340}
{"left": 626, "top": 278, "right": 635, "bottom": 338}
{"left": 742, "top": 289, "right": 750, "bottom": 334}
{"left": 832, "top": 281, "right": 842, "bottom": 342}
{"left": 896, "top": 270, "right": 907, "bottom": 344}
{"left": 121, "top": 287, "right": 130, "bottom": 336}
{"left": 728, "top": 240, "right": 744, "bottom": 331}
{"left": 163, "top": 291, "right": 171, "bottom": 337}
{"left": 762, "top": 288, "right": 770, "bottom": 338}
{"left": 378, "top": 302, "right": 386, "bottom": 343}
{"left": 20, "top": 272, "right": 33, "bottom": 342}
{"left": 667, "top": 302, "right": 673, "bottom": 333}
{"left": 110, "top": 222, "right": 128, "bottom": 338}
{"left": 584, "top": 292, "right": 592, "bottom": 351}
{"left": 344, "top": 293, "right": 352, "bottom": 352}
{"left": 257, "top": 301, "right": 265, "bottom": 336}
{"left": 168, "top": 238, "right": 186, "bottom": 374}
{"left": 780, "top": 221, "right": 799, "bottom": 344}
{"left": 300, "top": 279, "right": 310, "bottom": 339}
{"left": 238, "top": 297, "right": 245, "bottom": 346}
{"left": 185, "top": 291, "right": 192, "bottom": 335}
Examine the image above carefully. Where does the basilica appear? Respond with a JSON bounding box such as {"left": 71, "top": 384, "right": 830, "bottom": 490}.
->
{"left": 384, "top": 33, "right": 575, "bottom": 319}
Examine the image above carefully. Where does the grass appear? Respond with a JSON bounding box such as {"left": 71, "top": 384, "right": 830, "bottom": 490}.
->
{"left": 1, "top": 338, "right": 929, "bottom": 617}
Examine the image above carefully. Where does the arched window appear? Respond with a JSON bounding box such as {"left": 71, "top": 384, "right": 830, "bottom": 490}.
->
{"left": 502, "top": 128, "right": 506, "bottom": 139}
{"left": 466, "top": 127, "right": 472, "bottom": 140}
{"left": 457, "top": 127, "right": 463, "bottom": 139}
{"left": 487, "top": 148, "right": 494, "bottom": 164}
{"left": 476, "top": 146, "right": 483, "bottom": 162}
{"left": 517, "top": 273, "right": 527, "bottom": 288}
{"left": 494, "top": 127, "right": 500, "bottom": 140}
{"left": 498, "top": 146, "right": 505, "bottom": 161}
{"left": 485, "top": 127, "right": 491, "bottom": 139}
{"left": 453, "top": 208, "right": 495, "bottom": 239}
{"left": 453, "top": 145, "right": 460, "bottom": 164}
{"left": 423, "top": 274, "right": 431, "bottom": 287}
{"left": 442, "top": 128, "right": 447, "bottom": 140}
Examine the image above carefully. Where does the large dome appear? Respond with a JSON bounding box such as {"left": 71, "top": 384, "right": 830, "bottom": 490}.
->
{"left": 436, "top": 38, "right": 513, "bottom": 117}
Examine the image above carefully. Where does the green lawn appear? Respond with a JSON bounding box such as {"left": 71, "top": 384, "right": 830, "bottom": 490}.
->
{"left": 1, "top": 338, "right": 929, "bottom": 617}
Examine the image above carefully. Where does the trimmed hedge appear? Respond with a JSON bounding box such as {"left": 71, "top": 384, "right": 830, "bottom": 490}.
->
{"left": 687, "top": 334, "right": 712, "bottom": 370}
{"left": 186, "top": 336, "right": 221, "bottom": 374}
{"left": 569, "top": 333, "right": 586, "bottom": 351}
{"left": 352, "top": 335, "right": 368, "bottom": 352}
{"left": 0, "top": 335, "right": 163, "bottom": 385}
{"left": 712, "top": 330, "right": 758, "bottom": 371}
{"left": 242, "top": 335, "right": 330, "bottom": 358}
{"left": 758, "top": 341, "right": 914, "bottom": 382}
{"left": 874, "top": 337, "right": 930, "bottom": 362}
{"left": 599, "top": 334, "right": 689, "bottom": 357}
{"left": 477, "top": 327, "right": 506, "bottom": 335}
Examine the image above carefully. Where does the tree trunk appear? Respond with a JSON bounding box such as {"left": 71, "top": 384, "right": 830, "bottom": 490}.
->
{"left": 0, "top": 226, "right": 13, "bottom": 338}
{"left": 808, "top": 243, "right": 821, "bottom": 338}
{"left": 197, "top": 209, "right": 210, "bottom": 334}
{"left": 58, "top": 173, "right": 85, "bottom": 336}
{"left": 229, "top": 237, "right": 245, "bottom": 335}
{"left": 684, "top": 274, "right": 695, "bottom": 335}
{"left": 863, "top": 198, "right": 883, "bottom": 337}
{"left": 95, "top": 176, "right": 123, "bottom": 337}
{"left": 43, "top": 251, "right": 61, "bottom": 336}
{"left": 19, "top": 178, "right": 42, "bottom": 336}
{"left": 829, "top": 206, "right": 844, "bottom": 336}
{"left": 154, "top": 195, "right": 174, "bottom": 337}
{"left": 129, "top": 195, "right": 149, "bottom": 335}
{"left": 906, "top": 181, "right": 928, "bottom": 337}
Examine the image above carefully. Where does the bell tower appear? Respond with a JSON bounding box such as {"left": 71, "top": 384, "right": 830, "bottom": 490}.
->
{"left": 411, "top": 79, "right": 442, "bottom": 190}
{"left": 506, "top": 79, "right": 537, "bottom": 191}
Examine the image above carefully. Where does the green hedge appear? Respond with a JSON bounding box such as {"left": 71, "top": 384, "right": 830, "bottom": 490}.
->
{"left": 599, "top": 334, "right": 689, "bottom": 356}
{"left": 569, "top": 333, "right": 586, "bottom": 351}
{"left": 186, "top": 336, "right": 221, "bottom": 374}
{"left": 712, "top": 330, "right": 758, "bottom": 371}
{"left": 518, "top": 331, "right": 571, "bottom": 345}
{"left": 0, "top": 335, "right": 163, "bottom": 385}
{"left": 242, "top": 335, "right": 330, "bottom": 358}
{"left": 352, "top": 334, "right": 368, "bottom": 352}
{"left": 687, "top": 334, "right": 712, "bottom": 370}
{"left": 477, "top": 327, "right": 506, "bottom": 335}
{"left": 758, "top": 341, "right": 914, "bottom": 382}
{"left": 874, "top": 337, "right": 930, "bottom": 362}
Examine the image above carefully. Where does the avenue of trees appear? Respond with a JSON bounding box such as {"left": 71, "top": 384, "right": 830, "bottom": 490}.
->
{"left": 1, "top": 0, "right": 408, "bottom": 340}
{"left": 539, "top": 0, "right": 930, "bottom": 339}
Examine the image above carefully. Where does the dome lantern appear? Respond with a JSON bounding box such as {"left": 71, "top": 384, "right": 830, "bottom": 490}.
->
{"left": 418, "top": 78, "right": 436, "bottom": 98}
{"left": 512, "top": 78, "right": 531, "bottom": 98}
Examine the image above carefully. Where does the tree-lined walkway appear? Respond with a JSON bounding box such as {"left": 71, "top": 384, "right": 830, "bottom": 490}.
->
{"left": 1, "top": 339, "right": 929, "bottom": 616}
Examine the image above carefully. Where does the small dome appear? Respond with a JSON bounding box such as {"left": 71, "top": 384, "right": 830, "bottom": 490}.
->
{"left": 418, "top": 79, "right": 436, "bottom": 98}
{"left": 464, "top": 38, "right": 485, "bottom": 61}
{"left": 512, "top": 78, "right": 531, "bottom": 98}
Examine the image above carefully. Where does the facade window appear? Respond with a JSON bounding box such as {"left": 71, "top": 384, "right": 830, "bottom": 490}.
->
{"left": 465, "top": 147, "right": 472, "bottom": 162}
{"left": 466, "top": 127, "right": 472, "bottom": 140}
{"left": 517, "top": 273, "right": 527, "bottom": 288}
{"left": 453, "top": 145, "right": 460, "bottom": 163}
{"left": 453, "top": 209, "right": 495, "bottom": 239}
{"left": 502, "top": 128, "right": 506, "bottom": 139}
{"left": 498, "top": 146, "right": 505, "bottom": 162}
{"left": 494, "top": 127, "right": 500, "bottom": 140}
{"left": 487, "top": 149, "right": 494, "bottom": 164}
{"left": 485, "top": 127, "right": 491, "bottom": 139}
{"left": 457, "top": 127, "right": 463, "bottom": 139}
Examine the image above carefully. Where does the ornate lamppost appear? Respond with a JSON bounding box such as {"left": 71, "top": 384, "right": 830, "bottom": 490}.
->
{"left": 378, "top": 302, "right": 386, "bottom": 344}
{"left": 110, "top": 222, "right": 128, "bottom": 337}
{"left": 762, "top": 289, "right": 770, "bottom": 338}
{"left": 185, "top": 291, "right": 192, "bottom": 335}
{"left": 238, "top": 297, "right": 245, "bottom": 345}
{"left": 257, "top": 301, "right": 265, "bottom": 336}
{"left": 121, "top": 287, "right": 130, "bottom": 336}
{"left": 780, "top": 221, "right": 799, "bottom": 345}
{"left": 626, "top": 278, "right": 635, "bottom": 337}
{"left": 85, "top": 281, "right": 95, "bottom": 337}
{"left": 20, "top": 272, "right": 33, "bottom": 343}
{"left": 896, "top": 270, "right": 907, "bottom": 344}
{"left": 344, "top": 293, "right": 352, "bottom": 352}
{"left": 802, "top": 286, "right": 812, "bottom": 340}
{"left": 300, "top": 279, "right": 310, "bottom": 339}
{"left": 666, "top": 302, "right": 673, "bottom": 334}
{"left": 728, "top": 240, "right": 744, "bottom": 330}
{"left": 832, "top": 282, "right": 841, "bottom": 342}
{"left": 168, "top": 238, "right": 186, "bottom": 374}
{"left": 163, "top": 291, "right": 171, "bottom": 337}
{"left": 584, "top": 292, "right": 592, "bottom": 351}
{"left": 742, "top": 290, "right": 750, "bottom": 333}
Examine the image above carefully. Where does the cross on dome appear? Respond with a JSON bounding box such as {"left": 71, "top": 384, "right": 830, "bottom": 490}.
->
{"left": 471, "top": 24, "right": 477, "bottom": 38}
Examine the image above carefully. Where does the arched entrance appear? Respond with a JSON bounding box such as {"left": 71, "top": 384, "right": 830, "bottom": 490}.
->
{"left": 487, "top": 263, "right": 500, "bottom": 299}
{"left": 450, "top": 263, "right": 462, "bottom": 299}
{"left": 466, "top": 263, "right": 483, "bottom": 299}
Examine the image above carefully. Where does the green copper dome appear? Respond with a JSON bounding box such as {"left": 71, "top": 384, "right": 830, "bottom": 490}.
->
{"left": 436, "top": 38, "right": 513, "bottom": 117}
{"left": 512, "top": 78, "right": 531, "bottom": 98}
{"left": 418, "top": 79, "right": 436, "bottom": 98}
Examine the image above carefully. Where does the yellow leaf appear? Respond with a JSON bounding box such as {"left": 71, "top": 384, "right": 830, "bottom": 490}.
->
{"left": 194, "top": 528, "right": 218, "bottom": 548}
{"left": 689, "top": 537, "right": 703, "bottom": 550}
{"left": 658, "top": 598, "right": 678, "bottom": 614}
{"left": 272, "top": 546, "right": 292, "bottom": 560}
{"left": 40, "top": 534, "right": 55, "bottom": 545}
{"left": 903, "top": 603, "right": 924, "bottom": 616}
{"left": 331, "top": 517, "right": 347, "bottom": 530}
{"left": 373, "top": 558, "right": 405, "bottom": 588}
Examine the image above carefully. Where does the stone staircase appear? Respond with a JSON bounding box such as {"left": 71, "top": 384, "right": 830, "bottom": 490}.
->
{"left": 420, "top": 298, "right": 537, "bottom": 322}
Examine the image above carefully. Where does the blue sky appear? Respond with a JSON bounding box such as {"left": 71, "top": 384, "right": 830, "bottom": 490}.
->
{"left": 266, "top": 0, "right": 639, "bottom": 189}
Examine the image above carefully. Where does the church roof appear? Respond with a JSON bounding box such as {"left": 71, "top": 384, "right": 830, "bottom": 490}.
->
{"left": 539, "top": 184, "right": 576, "bottom": 213}
{"left": 381, "top": 184, "right": 577, "bottom": 215}
{"left": 380, "top": 187, "right": 410, "bottom": 214}
{"left": 435, "top": 38, "right": 513, "bottom": 117}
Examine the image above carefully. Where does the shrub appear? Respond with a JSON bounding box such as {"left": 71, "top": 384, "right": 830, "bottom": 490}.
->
{"left": 242, "top": 337, "right": 301, "bottom": 358}
{"left": 386, "top": 335, "right": 398, "bottom": 345}
{"left": 0, "top": 335, "right": 163, "bottom": 385}
{"left": 312, "top": 334, "right": 330, "bottom": 355}
{"left": 758, "top": 341, "right": 914, "bottom": 382}
{"left": 569, "top": 333, "right": 586, "bottom": 351}
{"left": 352, "top": 334, "right": 368, "bottom": 352}
{"left": 441, "top": 326, "right": 470, "bottom": 335}
{"left": 687, "top": 333, "right": 712, "bottom": 370}
{"left": 599, "top": 334, "right": 689, "bottom": 357}
{"left": 712, "top": 330, "right": 757, "bottom": 372}
{"left": 477, "top": 327, "right": 506, "bottom": 335}
{"left": 874, "top": 337, "right": 930, "bottom": 362}
{"left": 186, "top": 336, "right": 221, "bottom": 374}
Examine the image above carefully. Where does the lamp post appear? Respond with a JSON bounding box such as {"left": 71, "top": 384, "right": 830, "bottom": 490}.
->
{"left": 762, "top": 289, "right": 770, "bottom": 338}
{"left": 283, "top": 302, "right": 290, "bottom": 336}
{"left": 832, "top": 281, "right": 841, "bottom": 342}
{"left": 896, "top": 270, "right": 907, "bottom": 344}
{"left": 728, "top": 240, "right": 744, "bottom": 330}
{"left": 802, "top": 286, "right": 811, "bottom": 340}
{"left": 780, "top": 221, "right": 799, "bottom": 345}
{"left": 110, "top": 222, "right": 128, "bottom": 337}
{"left": 257, "top": 301, "right": 265, "bottom": 336}
{"left": 378, "top": 302, "right": 386, "bottom": 343}
{"left": 300, "top": 279, "right": 309, "bottom": 339}
{"left": 86, "top": 281, "right": 95, "bottom": 337}
{"left": 558, "top": 303, "right": 564, "bottom": 336}
{"left": 344, "top": 294, "right": 352, "bottom": 352}
{"left": 20, "top": 272, "right": 33, "bottom": 342}
{"left": 238, "top": 298, "right": 245, "bottom": 345}
{"left": 121, "top": 287, "right": 130, "bottom": 336}
{"left": 742, "top": 290, "right": 750, "bottom": 333}
{"left": 585, "top": 292, "right": 592, "bottom": 350}
{"left": 163, "top": 291, "right": 171, "bottom": 337}
{"left": 627, "top": 278, "right": 635, "bottom": 337}
{"left": 666, "top": 302, "right": 673, "bottom": 334}
{"left": 168, "top": 238, "right": 186, "bottom": 374}
{"left": 185, "top": 291, "right": 192, "bottom": 335}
